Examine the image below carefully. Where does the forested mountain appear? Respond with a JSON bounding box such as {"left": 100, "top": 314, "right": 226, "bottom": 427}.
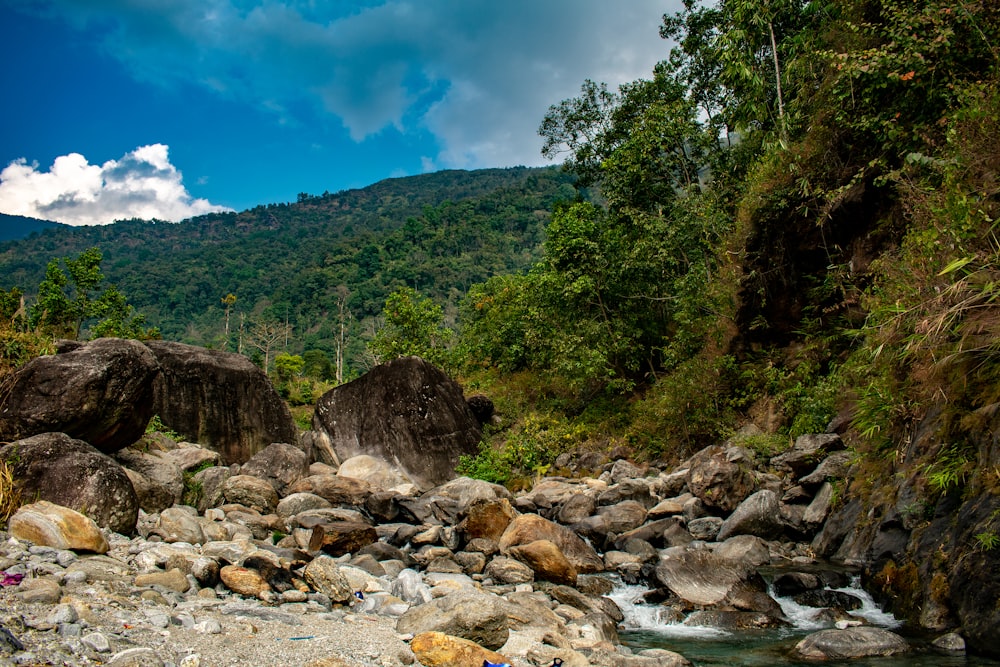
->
{"left": 0, "top": 213, "right": 63, "bottom": 242}
{"left": 0, "top": 166, "right": 581, "bottom": 375}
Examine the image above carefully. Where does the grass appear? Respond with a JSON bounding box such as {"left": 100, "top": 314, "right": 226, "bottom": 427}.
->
{"left": 0, "top": 459, "right": 22, "bottom": 527}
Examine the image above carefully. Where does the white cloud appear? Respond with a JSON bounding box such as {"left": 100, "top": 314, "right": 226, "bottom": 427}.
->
{"left": 0, "top": 144, "right": 232, "bottom": 226}
{"left": 23, "top": 0, "right": 678, "bottom": 170}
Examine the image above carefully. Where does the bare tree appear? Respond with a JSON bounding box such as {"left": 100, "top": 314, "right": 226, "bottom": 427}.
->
{"left": 244, "top": 318, "right": 291, "bottom": 371}
{"left": 335, "top": 285, "right": 351, "bottom": 384}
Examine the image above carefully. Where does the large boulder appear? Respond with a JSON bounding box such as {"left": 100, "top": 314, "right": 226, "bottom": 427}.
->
{"left": 0, "top": 433, "right": 139, "bottom": 534}
{"left": 716, "top": 490, "right": 784, "bottom": 542}
{"left": 0, "top": 338, "right": 159, "bottom": 453}
{"left": 396, "top": 589, "right": 510, "bottom": 650}
{"left": 795, "top": 627, "right": 909, "bottom": 659}
{"left": 685, "top": 445, "right": 756, "bottom": 513}
{"left": 115, "top": 448, "right": 184, "bottom": 513}
{"left": 144, "top": 340, "right": 297, "bottom": 465}
{"left": 654, "top": 544, "right": 772, "bottom": 610}
{"left": 312, "top": 357, "right": 482, "bottom": 490}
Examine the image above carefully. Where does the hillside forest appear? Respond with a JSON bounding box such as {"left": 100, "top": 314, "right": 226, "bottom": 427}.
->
{"left": 2, "top": 0, "right": 1000, "bottom": 537}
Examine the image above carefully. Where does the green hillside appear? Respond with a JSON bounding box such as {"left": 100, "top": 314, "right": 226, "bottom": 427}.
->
{"left": 0, "top": 166, "right": 581, "bottom": 376}
{"left": 0, "top": 213, "right": 63, "bottom": 242}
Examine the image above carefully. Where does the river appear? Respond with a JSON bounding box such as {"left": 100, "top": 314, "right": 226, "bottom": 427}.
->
{"left": 608, "top": 576, "right": 1000, "bottom": 666}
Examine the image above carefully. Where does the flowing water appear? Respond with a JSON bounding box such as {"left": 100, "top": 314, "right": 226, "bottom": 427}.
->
{"left": 609, "top": 576, "right": 1000, "bottom": 667}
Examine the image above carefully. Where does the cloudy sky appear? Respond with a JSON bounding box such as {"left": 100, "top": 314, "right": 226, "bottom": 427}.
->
{"left": 0, "top": 1, "right": 678, "bottom": 226}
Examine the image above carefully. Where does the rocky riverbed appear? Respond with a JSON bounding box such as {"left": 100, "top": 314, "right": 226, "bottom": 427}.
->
{"left": 2, "top": 423, "right": 959, "bottom": 667}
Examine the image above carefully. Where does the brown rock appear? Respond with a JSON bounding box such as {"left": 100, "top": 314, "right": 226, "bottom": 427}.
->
{"left": 499, "top": 513, "right": 604, "bottom": 573}
{"left": 409, "top": 631, "right": 508, "bottom": 667}
{"left": 460, "top": 498, "right": 518, "bottom": 542}
{"left": 309, "top": 520, "right": 378, "bottom": 556}
{"left": 8, "top": 500, "right": 109, "bottom": 553}
{"left": 509, "top": 539, "right": 578, "bottom": 586}
{"left": 288, "top": 474, "right": 372, "bottom": 507}
{"left": 219, "top": 565, "right": 270, "bottom": 598}
{"left": 134, "top": 568, "right": 190, "bottom": 593}
{"left": 686, "top": 445, "right": 756, "bottom": 512}
{"left": 221, "top": 475, "right": 279, "bottom": 514}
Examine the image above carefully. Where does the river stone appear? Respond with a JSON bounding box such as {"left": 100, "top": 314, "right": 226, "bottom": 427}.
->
{"left": 499, "top": 513, "right": 604, "bottom": 573}
{"left": 409, "top": 631, "right": 507, "bottom": 667}
{"left": 400, "top": 476, "right": 512, "bottom": 525}
{"left": 239, "top": 443, "right": 309, "bottom": 496}
{"left": 189, "top": 466, "right": 231, "bottom": 513}
{"left": 802, "top": 482, "right": 834, "bottom": 527}
{"left": 654, "top": 545, "right": 757, "bottom": 607}
{"left": 687, "top": 517, "right": 723, "bottom": 541}
{"left": 396, "top": 589, "right": 510, "bottom": 650}
{"left": 484, "top": 556, "right": 534, "bottom": 584}
{"left": 116, "top": 449, "right": 184, "bottom": 513}
{"left": 684, "top": 610, "right": 786, "bottom": 630}
{"left": 219, "top": 565, "right": 269, "bottom": 598}
{"left": 597, "top": 500, "right": 649, "bottom": 534}
{"left": 287, "top": 474, "right": 372, "bottom": 507}
{"left": 716, "top": 490, "right": 784, "bottom": 542}
{"left": 714, "top": 535, "right": 771, "bottom": 567}
{"left": 557, "top": 492, "right": 598, "bottom": 525}
{"left": 161, "top": 445, "right": 220, "bottom": 472}
{"left": 134, "top": 568, "right": 190, "bottom": 593}
{"left": 8, "top": 501, "right": 109, "bottom": 553}
{"left": 459, "top": 497, "right": 518, "bottom": 544}
{"left": 795, "top": 626, "right": 909, "bottom": 659}
{"left": 221, "top": 475, "right": 279, "bottom": 514}
{"left": 152, "top": 507, "right": 205, "bottom": 545}
{"left": 302, "top": 556, "right": 353, "bottom": 603}
{"left": 793, "top": 589, "right": 863, "bottom": 610}
{"left": 685, "top": 445, "right": 756, "bottom": 512}
{"left": 107, "top": 647, "right": 165, "bottom": 667}
{"left": 308, "top": 520, "right": 378, "bottom": 556}
{"left": 508, "top": 539, "right": 578, "bottom": 586}
{"left": 276, "top": 492, "right": 332, "bottom": 518}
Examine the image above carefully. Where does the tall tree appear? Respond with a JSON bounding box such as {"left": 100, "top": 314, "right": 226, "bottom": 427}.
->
{"left": 244, "top": 319, "right": 291, "bottom": 371}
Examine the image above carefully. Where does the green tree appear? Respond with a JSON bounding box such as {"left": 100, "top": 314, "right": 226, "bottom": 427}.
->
{"left": 274, "top": 353, "right": 305, "bottom": 383}
{"left": 369, "top": 287, "right": 453, "bottom": 367}
{"left": 28, "top": 247, "right": 156, "bottom": 340}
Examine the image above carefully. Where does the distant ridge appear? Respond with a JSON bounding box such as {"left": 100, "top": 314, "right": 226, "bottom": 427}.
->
{"left": 0, "top": 213, "right": 64, "bottom": 242}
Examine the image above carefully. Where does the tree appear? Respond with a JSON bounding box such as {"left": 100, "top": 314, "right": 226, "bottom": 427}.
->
{"left": 28, "top": 247, "right": 156, "bottom": 340}
{"left": 244, "top": 319, "right": 291, "bottom": 371}
{"left": 369, "top": 287, "right": 452, "bottom": 367}
{"left": 221, "top": 293, "right": 237, "bottom": 351}
{"left": 274, "top": 352, "right": 304, "bottom": 383}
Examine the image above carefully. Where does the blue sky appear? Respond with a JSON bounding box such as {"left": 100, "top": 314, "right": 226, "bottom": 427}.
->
{"left": 0, "top": 1, "right": 678, "bottom": 226}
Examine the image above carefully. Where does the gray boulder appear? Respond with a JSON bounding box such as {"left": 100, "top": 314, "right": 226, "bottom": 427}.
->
{"left": 144, "top": 340, "right": 297, "bottom": 465}
{"left": 239, "top": 442, "right": 309, "bottom": 496}
{"left": 654, "top": 545, "right": 766, "bottom": 609}
{"left": 795, "top": 627, "right": 909, "bottom": 659}
{"left": 716, "top": 490, "right": 784, "bottom": 542}
{"left": 686, "top": 445, "right": 756, "bottom": 512}
{"left": 312, "top": 356, "right": 482, "bottom": 490}
{"left": 0, "top": 432, "right": 139, "bottom": 534}
{"left": 396, "top": 589, "right": 510, "bottom": 650}
{"left": 0, "top": 338, "right": 159, "bottom": 453}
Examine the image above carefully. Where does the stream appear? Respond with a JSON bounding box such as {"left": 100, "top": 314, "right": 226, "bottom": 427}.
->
{"left": 608, "top": 575, "right": 1000, "bottom": 667}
